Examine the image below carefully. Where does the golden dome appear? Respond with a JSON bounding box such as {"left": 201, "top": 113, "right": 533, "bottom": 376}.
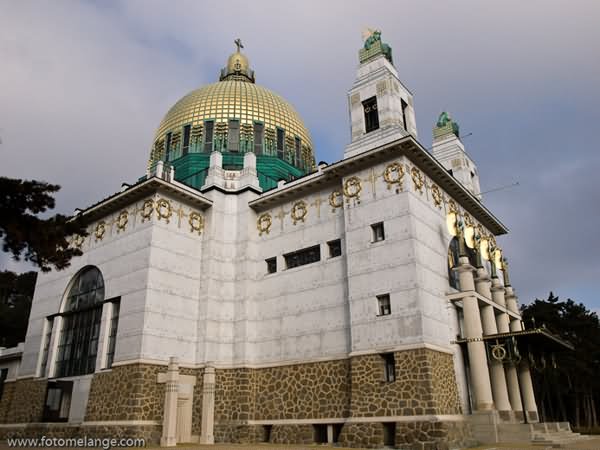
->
{"left": 149, "top": 80, "right": 314, "bottom": 167}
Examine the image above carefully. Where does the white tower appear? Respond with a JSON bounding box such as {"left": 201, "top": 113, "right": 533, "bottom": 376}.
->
{"left": 430, "top": 112, "right": 481, "bottom": 198}
{"left": 345, "top": 29, "right": 417, "bottom": 158}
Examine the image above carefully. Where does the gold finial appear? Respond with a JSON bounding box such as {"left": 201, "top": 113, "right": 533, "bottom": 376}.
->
{"left": 234, "top": 38, "right": 244, "bottom": 53}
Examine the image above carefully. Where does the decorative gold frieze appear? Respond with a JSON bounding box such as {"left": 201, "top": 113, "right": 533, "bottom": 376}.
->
{"left": 343, "top": 176, "right": 362, "bottom": 202}
{"left": 383, "top": 162, "right": 405, "bottom": 193}
{"left": 329, "top": 190, "right": 343, "bottom": 212}
{"left": 116, "top": 210, "right": 129, "bottom": 233}
{"left": 188, "top": 212, "right": 204, "bottom": 235}
{"left": 156, "top": 198, "right": 172, "bottom": 223}
{"left": 431, "top": 184, "right": 443, "bottom": 208}
{"left": 95, "top": 222, "right": 106, "bottom": 241}
{"left": 257, "top": 213, "right": 272, "bottom": 236}
{"left": 291, "top": 200, "right": 308, "bottom": 225}
{"left": 141, "top": 199, "right": 154, "bottom": 222}
{"left": 410, "top": 167, "right": 424, "bottom": 193}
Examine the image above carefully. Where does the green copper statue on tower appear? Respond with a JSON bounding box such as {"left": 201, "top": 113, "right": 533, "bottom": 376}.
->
{"left": 360, "top": 28, "right": 393, "bottom": 64}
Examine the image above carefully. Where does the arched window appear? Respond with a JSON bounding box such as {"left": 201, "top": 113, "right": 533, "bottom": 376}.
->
{"left": 55, "top": 267, "right": 104, "bottom": 378}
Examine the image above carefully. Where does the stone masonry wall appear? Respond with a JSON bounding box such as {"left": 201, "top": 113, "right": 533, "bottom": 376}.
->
{"left": 84, "top": 364, "right": 204, "bottom": 436}
{"left": 0, "top": 378, "right": 47, "bottom": 423}
{"left": 350, "top": 348, "right": 462, "bottom": 417}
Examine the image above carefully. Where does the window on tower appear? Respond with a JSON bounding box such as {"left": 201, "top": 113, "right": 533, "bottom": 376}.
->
{"left": 377, "top": 294, "right": 391, "bottom": 316}
{"left": 204, "top": 120, "right": 214, "bottom": 153}
{"left": 294, "top": 136, "right": 301, "bottom": 168}
{"left": 228, "top": 119, "right": 240, "bottom": 152}
{"left": 254, "top": 122, "right": 264, "bottom": 155}
{"left": 401, "top": 98, "right": 408, "bottom": 131}
{"left": 276, "top": 128, "right": 285, "bottom": 159}
{"left": 284, "top": 245, "right": 320, "bottom": 269}
{"left": 363, "top": 96, "right": 379, "bottom": 133}
{"left": 381, "top": 353, "right": 396, "bottom": 382}
{"left": 164, "top": 132, "right": 172, "bottom": 161}
{"left": 182, "top": 124, "right": 191, "bottom": 156}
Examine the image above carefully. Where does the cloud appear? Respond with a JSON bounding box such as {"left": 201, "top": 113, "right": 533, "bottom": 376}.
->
{"left": 1, "top": 0, "right": 599, "bottom": 310}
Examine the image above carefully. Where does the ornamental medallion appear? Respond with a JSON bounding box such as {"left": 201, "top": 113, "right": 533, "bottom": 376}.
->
{"left": 343, "top": 176, "right": 362, "bottom": 202}
{"left": 116, "top": 210, "right": 129, "bottom": 232}
{"left": 329, "top": 190, "right": 343, "bottom": 212}
{"left": 431, "top": 184, "right": 443, "bottom": 208}
{"left": 410, "top": 167, "right": 424, "bottom": 193}
{"left": 95, "top": 222, "right": 106, "bottom": 241}
{"left": 156, "top": 198, "right": 172, "bottom": 223}
{"left": 383, "top": 162, "right": 405, "bottom": 193}
{"left": 291, "top": 201, "right": 308, "bottom": 225}
{"left": 189, "top": 212, "right": 204, "bottom": 235}
{"left": 141, "top": 199, "right": 154, "bottom": 222}
{"left": 257, "top": 213, "right": 272, "bottom": 236}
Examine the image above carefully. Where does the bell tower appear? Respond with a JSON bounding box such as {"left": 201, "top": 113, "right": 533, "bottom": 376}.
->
{"left": 345, "top": 29, "right": 417, "bottom": 158}
{"left": 431, "top": 112, "right": 481, "bottom": 198}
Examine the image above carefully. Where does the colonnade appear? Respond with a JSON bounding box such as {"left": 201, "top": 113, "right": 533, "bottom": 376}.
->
{"left": 456, "top": 255, "right": 539, "bottom": 423}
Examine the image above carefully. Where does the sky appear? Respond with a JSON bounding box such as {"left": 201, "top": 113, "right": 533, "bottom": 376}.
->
{"left": 1, "top": 0, "right": 599, "bottom": 312}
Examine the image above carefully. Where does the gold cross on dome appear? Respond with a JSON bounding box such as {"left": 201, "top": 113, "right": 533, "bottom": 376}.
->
{"left": 234, "top": 38, "right": 244, "bottom": 52}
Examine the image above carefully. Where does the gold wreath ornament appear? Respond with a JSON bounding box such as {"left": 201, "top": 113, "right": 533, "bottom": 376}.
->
{"left": 257, "top": 213, "right": 272, "bottom": 236}
{"left": 383, "top": 162, "right": 405, "bottom": 191}
{"left": 141, "top": 199, "right": 154, "bottom": 221}
{"left": 116, "top": 210, "right": 129, "bottom": 232}
{"left": 291, "top": 201, "right": 308, "bottom": 225}
{"left": 72, "top": 234, "right": 85, "bottom": 249}
{"left": 189, "top": 212, "right": 204, "bottom": 235}
{"left": 343, "top": 176, "right": 362, "bottom": 199}
{"left": 95, "top": 222, "right": 106, "bottom": 241}
{"left": 156, "top": 198, "right": 172, "bottom": 223}
{"left": 329, "top": 190, "right": 343, "bottom": 211}
{"left": 431, "top": 184, "right": 443, "bottom": 208}
{"left": 410, "top": 167, "right": 424, "bottom": 193}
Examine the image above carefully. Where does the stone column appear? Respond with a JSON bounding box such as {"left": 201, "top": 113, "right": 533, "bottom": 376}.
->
{"left": 161, "top": 357, "right": 179, "bottom": 447}
{"left": 200, "top": 366, "right": 216, "bottom": 444}
{"left": 457, "top": 257, "right": 494, "bottom": 411}
{"left": 475, "top": 268, "right": 512, "bottom": 419}
{"left": 491, "top": 278, "right": 523, "bottom": 421}
{"left": 506, "top": 286, "right": 539, "bottom": 423}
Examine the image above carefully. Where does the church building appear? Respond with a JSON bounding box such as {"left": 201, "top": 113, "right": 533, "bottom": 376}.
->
{"left": 0, "top": 32, "right": 571, "bottom": 448}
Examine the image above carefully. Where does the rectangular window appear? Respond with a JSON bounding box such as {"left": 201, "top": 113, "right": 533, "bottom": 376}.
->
{"left": 371, "top": 222, "right": 385, "bottom": 242}
{"left": 182, "top": 124, "right": 191, "bottom": 155}
{"left": 328, "top": 239, "right": 342, "bottom": 258}
{"left": 204, "top": 121, "right": 214, "bottom": 153}
{"left": 39, "top": 317, "right": 54, "bottom": 377}
{"left": 164, "top": 132, "right": 172, "bottom": 161}
{"left": 294, "top": 136, "right": 301, "bottom": 168}
{"left": 363, "top": 96, "right": 379, "bottom": 133}
{"left": 276, "top": 128, "right": 285, "bottom": 159}
{"left": 42, "top": 380, "right": 72, "bottom": 422}
{"left": 105, "top": 301, "right": 120, "bottom": 368}
{"left": 0, "top": 368, "right": 8, "bottom": 401}
{"left": 401, "top": 98, "right": 409, "bottom": 131}
{"left": 377, "top": 294, "right": 391, "bottom": 316}
{"left": 254, "top": 123, "right": 264, "bottom": 155}
{"left": 382, "top": 353, "right": 396, "bottom": 382}
{"left": 228, "top": 119, "right": 240, "bottom": 152}
{"left": 266, "top": 257, "right": 277, "bottom": 274}
{"left": 284, "top": 245, "right": 320, "bottom": 269}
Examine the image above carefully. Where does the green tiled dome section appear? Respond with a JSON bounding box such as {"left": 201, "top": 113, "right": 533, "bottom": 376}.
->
{"left": 168, "top": 153, "right": 304, "bottom": 192}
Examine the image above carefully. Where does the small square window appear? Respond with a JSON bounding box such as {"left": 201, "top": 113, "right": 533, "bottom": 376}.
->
{"left": 328, "top": 239, "right": 342, "bottom": 258}
{"left": 266, "top": 257, "right": 277, "bottom": 274}
{"left": 381, "top": 353, "right": 396, "bottom": 382}
{"left": 371, "top": 222, "right": 385, "bottom": 242}
{"left": 377, "top": 294, "right": 391, "bottom": 316}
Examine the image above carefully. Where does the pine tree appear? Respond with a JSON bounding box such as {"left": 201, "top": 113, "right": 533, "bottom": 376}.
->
{"left": 0, "top": 176, "right": 87, "bottom": 272}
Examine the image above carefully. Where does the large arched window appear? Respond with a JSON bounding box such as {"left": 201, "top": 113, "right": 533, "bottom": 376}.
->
{"left": 55, "top": 267, "right": 104, "bottom": 378}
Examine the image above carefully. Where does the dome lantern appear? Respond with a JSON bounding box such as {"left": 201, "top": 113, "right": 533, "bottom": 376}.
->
{"left": 219, "top": 38, "right": 255, "bottom": 83}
